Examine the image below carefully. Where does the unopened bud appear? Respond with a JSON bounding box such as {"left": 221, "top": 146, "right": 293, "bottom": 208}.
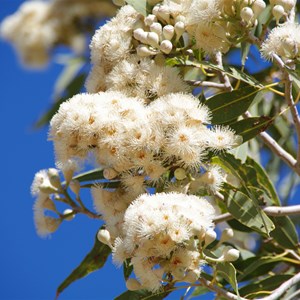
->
{"left": 39, "top": 183, "right": 57, "bottom": 195}
{"left": 252, "top": 0, "right": 266, "bottom": 17}
{"left": 163, "top": 25, "right": 174, "bottom": 40}
{"left": 133, "top": 28, "right": 148, "bottom": 43}
{"left": 126, "top": 278, "right": 142, "bottom": 291}
{"left": 175, "top": 15, "right": 186, "bottom": 23}
{"left": 156, "top": 6, "right": 170, "bottom": 23}
{"left": 160, "top": 40, "right": 172, "bottom": 54}
{"left": 43, "top": 197, "right": 56, "bottom": 211}
{"left": 136, "top": 45, "right": 157, "bottom": 57}
{"left": 103, "top": 168, "right": 118, "bottom": 180}
{"left": 174, "top": 21, "right": 185, "bottom": 39}
{"left": 63, "top": 209, "right": 75, "bottom": 221}
{"left": 281, "top": 0, "right": 296, "bottom": 11}
{"left": 174, "top": 168, "right": 186, "bottom": 180}
{"left": 241, "top": 7, "right": 254, "bottom": 23}
{"left": 220, "top": 228, "right": 234, "bottom": 243}
{"left": 144, "top": 14, "right": 157, "bottom": 26}
{"left": 204, "top": 229, "right": 217, "bottom": 246}
{"left": 48, "top": 168, "right": 61, "bottom": 189}
{"left": 112, "top": 0, "right": 125, "bottom": 6}
{"left": 150, "top": 22, "right": 162, "bottom": 36}
{"left": 172, "top": 267, "right": 185, "bottom": 280}
{"left": 272, "top": 5, "right": 285, "bottom": 22}
{"left": 223, "top": 247, "right": 240, "bottom": 262}
{"left": 147, "top": 32, "right": 159, "bottom": 48}
{"left": 69, "top": 180, "right": 80, "bottom": 196}
{"left": 97, "top": 229, "right": 112, "bottom": 247}
{"left": 45, "top": 216, "right": 61, "bottom": 233}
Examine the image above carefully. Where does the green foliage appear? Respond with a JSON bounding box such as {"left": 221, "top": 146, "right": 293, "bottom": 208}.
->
{"left": 56, "top": 232, "right": 111, "bottom": 298}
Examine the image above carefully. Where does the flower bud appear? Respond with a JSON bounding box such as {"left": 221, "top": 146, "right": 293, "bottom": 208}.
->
{"left": 126, "top": 278, "right": 142, "bottom": 291}
{"left": 172, "top": 267, "right": 185, "bottom": 280}
{"left": 175, "top": 15, "right": 186, "bottom": 23}
{"left": 163, "top": 25, "right": 174, "bottom": 40}
{"left": 43, "top": 197, "right": 56, "bottom": 211}
{"left": 45, "top": 216, "right": 61, "bottom": 233}
{"left": 160, "top": 40, "right": 172, "bottom": 54}
{"left": 133, "top": 28, "right": 148, "bottom": 43}
{"left": 252, "top": 0, "right": 266, "bottom": 17}
{"left": 156, "top": 6, "right": 170, "bottom": 23}
{"left": 136, "top": 45, "right": 157, "bottom": 57}
{"left": 272, "top": 5, "right": 285, "bottom": 22}
{"left": 103, "top": 168, "right": 118, "bottom": 180}
{"left": 48, "top": 168, "right": 61, "bottom": 189}
{"left": 147, "top": 32, "right": 160, "bottom": 48}
{"left": 69, "top": 180, "right": 80, "bottom": 196}
{"left": 174, "top": 21, "right": 185, "bottom": 39}
{"left": 39, "top": 183, "right": 57, "bottom": 195}
{"left": 150, "top": 22, "right": 162, "bottom": 36}
{"left": 174, "top": 168, "right": 186, "bottom": 180}
{"left": 241, "top": 7, "right": 254, "bottom": 23}
{"left": 112, "top": 0, "right": 125, "bottom": 6}
{"left": 97, "top": 229, "right": 112, "bottom": 247}
{"left": 281, "top": 0, "right": 296, "bottom": 11}
{"left": 204, "top": 229, "right": 217, "bottom": 246}
{"left": 223, "top": 247, "right": 240, "bottom": 262}
{"left": 63, "top": 209, "right": 75, "bottom": 221}
{"left": 220, "top": 228, "right": 234, "bottom": 243}
{"left": 144, "top": 14, "right": 157, "bottom": 26}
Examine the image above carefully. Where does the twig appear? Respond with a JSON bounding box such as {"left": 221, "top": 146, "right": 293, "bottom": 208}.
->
{"left": 259, "top": 272, "right": 300, "bottom": 300}
{"left": 244, "top": 111, "right": 300, "bottom": 175}
{"left": 214, "top": 204, "right": 300, "bottom": 224}
{"left": 214, "top": 52, "right": 233, "bottom": 92}
{"left": 199, "top": 278, "right": 247, "bottom": 300}
{"left": 186, "top": 80, "right": 229, "bottom": 89}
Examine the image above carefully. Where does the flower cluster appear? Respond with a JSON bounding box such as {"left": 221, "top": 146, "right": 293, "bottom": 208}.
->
{"left": 0, "top": 0, "right": 116, "bottom": 67}
{"left": 261, "top": 22, "right": 300, "bottom": 60}
{"left": 112, "top": 192, "right": 216, "bottom": 291}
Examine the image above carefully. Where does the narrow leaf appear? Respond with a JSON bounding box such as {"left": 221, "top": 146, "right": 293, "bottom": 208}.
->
{"left": 115, "top": 289, "right": 169, "bottom": 300}
{"left": 270, "top": 216, "right": 299, "bottom": 249}
{"left": 216, "top": 262, "right": 240, "bottom": 296}
{"left": 206, "top": 86, "right": 259, "bottom": 124}
{"left": 126, "top": 0, "right": 152, "bottom": 16}
{"left": 230, "top": 117, "right": 273, "bottom": 143}
{"left": 123, "top": 259, "right": 133, "bottom": 280}
{"left": 72, "top": 168, "right": 104, "bottom": 182}
{"left": 56, "top": 234, "right": 111, "bottom": 298}
{"left": 223, "top": 189, "right": 275, "bottom": 235}
{"left": 239, "top": 274, "right": 293, "bottom": 298}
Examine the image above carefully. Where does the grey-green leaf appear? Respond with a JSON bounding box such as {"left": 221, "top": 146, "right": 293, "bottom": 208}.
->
{"left": 216, "top": 262, "right": 240, "bottom": 296}
{"left": 72, "top": 168, "right": 104, "bottom": 182}
{"left": 206, "top": 86, "right": 260, "bottom": 124}
{"left": 56, "top": 234, "right": 111, "bottom": 298}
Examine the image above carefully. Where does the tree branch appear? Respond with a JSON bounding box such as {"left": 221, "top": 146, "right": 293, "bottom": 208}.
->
{"left": 214, "top": 52, "right": 233, "bottom": 92}
{"left": 259, "top": 272, "right": 300, "bottom": 300}
{"left": 186, "top": 80, "right": 229, "bottom": 89}
{"left": 214, "top": 204, "right": 300, "bottom": 224}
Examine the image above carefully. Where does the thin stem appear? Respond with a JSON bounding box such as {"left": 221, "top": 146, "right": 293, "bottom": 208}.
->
{"left": 199, "top": 278, "right": 247, "bottom": 300}
{"left": 186, "top": 80, "right": 229, "bottom": 89}
{"left": 214, "top": 52, "right": 233, "bottom": 92}
{"left": 214, "top": 204, "right": 300, "bottom": 224}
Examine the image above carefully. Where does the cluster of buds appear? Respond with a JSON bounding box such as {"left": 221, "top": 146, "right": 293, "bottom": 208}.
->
{"left": 133, "top": 13, "right": 185, "bottom": 57}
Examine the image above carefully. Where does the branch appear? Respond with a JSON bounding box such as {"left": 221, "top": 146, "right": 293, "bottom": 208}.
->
{"left": 186, "top": 80, "right": 229, "bottom": 89}
{"left": 244, "top": 111, "right": 300, "bottom": 175}
{"left": 259, "top": 272, "right": 300, "bottom": 300}
{"left": 199, "top": 278, "right": 247, "bottom": 300}
{"left": 214, "top": 52, "right": 233, "bottom": 92}
{"left": 214, "top": 204, "right": 300, "bottom": 224}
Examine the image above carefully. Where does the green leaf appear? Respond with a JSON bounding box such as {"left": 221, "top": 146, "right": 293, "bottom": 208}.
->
{"left": 126, "top": 0, "right": 152, "bottom": 16}
{"left": 246, "top": 157, "right": 280, "bottom": 206}
{"left": 123, "top": 259, "right": 133, "bottom": 281}
{"left": 241, "top": 42, "right": 251, "bottom": 67}
{"left": 229, "top": 142, "right": 248, "bottom": 163}
{"left": 206, "top": 86, "right": 260, "bottom": 124}
{"left": 72, "top": 168, "right": 104, "bottom": 182}
{"left": 239, "top": 274, "right": 294, "bottom": 298}
{"left": 230, "top": 116, "right": 273, "bottom": 143}
{"left": 216, "top": 262, "right": 240, "bottom": 296}
{"left": 190, "top": 286, "right": 210, "bottom": 298}
{"left": 56, "top": 234, "right": 111, "bottom": 298}
{"left": 223, "top": 189, "right": 275, "bottom": 235}
{"left": 270, "top": 216, "right": 299, "bottom": 249}
{"left": 115, "top": 289, "right": 168, "bottom": 300}
{"left": 229, "top": 67, "right": 261, "bottom": 87}
{"left": 34, "top": 73, "right": 86, "bottom": 128}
